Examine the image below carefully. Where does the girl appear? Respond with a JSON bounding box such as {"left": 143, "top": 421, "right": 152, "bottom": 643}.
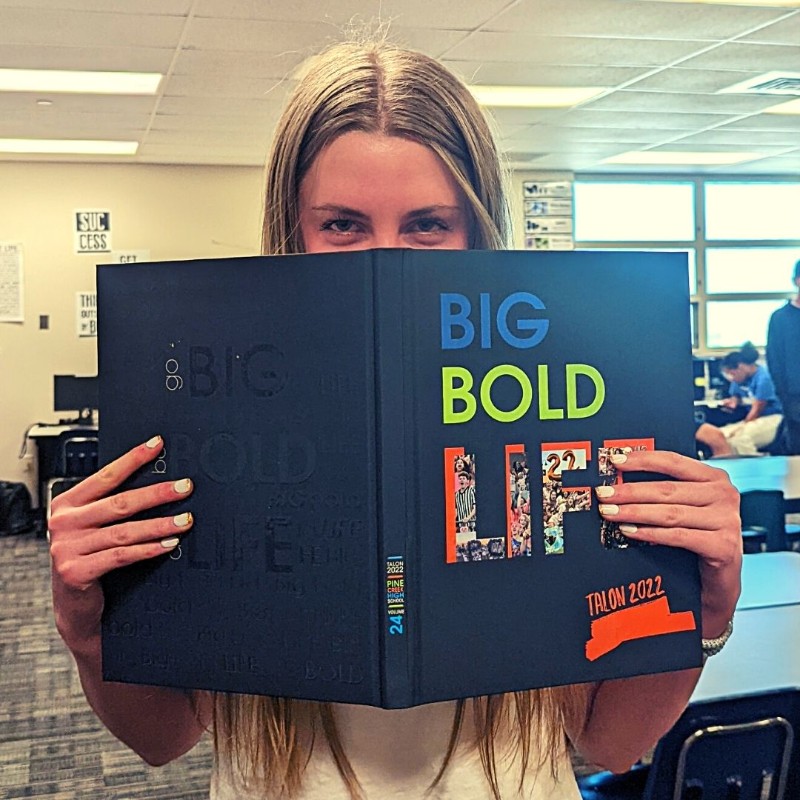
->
{"left": 48, "top": 39, "right": 741, "bottom": 800}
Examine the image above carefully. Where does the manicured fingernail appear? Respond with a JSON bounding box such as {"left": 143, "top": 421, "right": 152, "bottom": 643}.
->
{"left": 619, "top": 524, "right": 638, "bottom": 534}
{"left": 146, "top": 435, "right": 162, "bottom": 448}
{"left": 595, "top": 485, "right": 615, "bottom": 498}
{"left": 610, "top": 453, "right": 628, "bottom": 464}
{"left": 173, "top": 478, "right": 192, "bottom": 494}
{"left": 173, "top": 512, "right": 192, "bottom": 527}
{"left": 160, "top": 536, "right": 180, "bottom": 548}
{"left": 598, "top": 504, "right": 620, "bottom": 516}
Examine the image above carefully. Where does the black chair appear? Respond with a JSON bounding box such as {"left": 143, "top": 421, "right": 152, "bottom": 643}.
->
{"left": 59, "top": 434, "right": 99, "bottom": 477}
{"left": 739, "top": 489, "right": 788, "bottom": 553}
{"left": 45, "top": 434, "right": 99, "bottom": 519}
{"left": 578, "top": 688, "right": 800, "bottom": 800}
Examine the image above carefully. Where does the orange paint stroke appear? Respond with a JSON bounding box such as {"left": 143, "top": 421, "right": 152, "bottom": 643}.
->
{"left": 585, "top": 595, "right": 696, "bottom": 661}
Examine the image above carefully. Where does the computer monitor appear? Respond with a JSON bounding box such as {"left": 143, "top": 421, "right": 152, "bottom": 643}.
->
{"left": 53, "top": 375, "right": 99, "bottom": 422}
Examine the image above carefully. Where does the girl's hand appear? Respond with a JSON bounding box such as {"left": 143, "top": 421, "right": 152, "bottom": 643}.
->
{"left": 596, "top": 449, "right": 741, "bottom": 639}
{"left": 48, "top": 435, "right": 194, "bottom": 648}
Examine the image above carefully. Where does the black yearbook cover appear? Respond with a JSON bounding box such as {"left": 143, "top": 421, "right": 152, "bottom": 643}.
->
{"left": 98, "top": 249, "right": 701, "bottom": 708}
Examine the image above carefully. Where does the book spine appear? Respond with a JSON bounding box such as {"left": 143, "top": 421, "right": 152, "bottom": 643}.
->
{"left": 374, "top": 251, "right": 414, "bottom": 708}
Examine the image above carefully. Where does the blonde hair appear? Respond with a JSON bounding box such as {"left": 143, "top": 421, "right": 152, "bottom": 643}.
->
{"left": 213, "top": 39, "right": 591, "bottom": 800}
{"left": 262, "top": 39, "right": 511, "bottom": 254}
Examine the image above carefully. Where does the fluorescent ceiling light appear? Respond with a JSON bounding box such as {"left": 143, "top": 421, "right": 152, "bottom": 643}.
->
{"left": 0, "top": 138, "right": 139, "bottom": 155}
{"left": 0, "top": 68, "right": 162, "bottom": 94}
{"left": 603, "top": 150, "right": 765, "bottom": 165}
{"left": 763, "top": 98, "right": 800, "bottom": 114}
{"left": 469, "top": 85, "right": 606, "bottom": 108}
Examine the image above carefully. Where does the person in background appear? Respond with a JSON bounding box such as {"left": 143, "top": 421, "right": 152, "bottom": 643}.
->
{"left": 767, "top": 259, "right": 800, "bottom": 455}
{"left": 47, "top": 37, "right": 742, "bottom": 800}
{"left": 696, "top": 342, "right": 782, "bottom": 457}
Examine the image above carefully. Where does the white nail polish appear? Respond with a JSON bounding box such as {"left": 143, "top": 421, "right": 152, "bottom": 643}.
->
{"left": 146, "top": 436, "right": 162, "bottom": 448}
{"left": 619, "top": 524, "right": 638, "bottom": 534}
{"left": 598, "top": 503, "right": 620, "bottom": 516}
{"left": 173, "top": 478, "right": 192, "bottom": 494}
{"left": 595, "top": 485, "right": 615, "bottom": 498}
{"left": 161, "top": 537, "right": 180, "bottom": 548}
{"left": 610, "top": 453, "right": 628, "bottom": 464}
{"left": 173, "top": 512, "right": 191, "bottom": 527}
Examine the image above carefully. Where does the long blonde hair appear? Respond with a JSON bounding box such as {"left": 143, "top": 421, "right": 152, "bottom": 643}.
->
{"left": 213, "top": 38, "right": 591, "bottom": 799}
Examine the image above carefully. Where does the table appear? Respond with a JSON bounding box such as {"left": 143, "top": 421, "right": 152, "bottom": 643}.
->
{"left": 713, "top": 455, "right": 800, "bottom": 502}
{"left": 737, "top": 551, "right": 800, "bottom": 611}
{"left": 692, "top": 603, "right": 800, "bottom": 703}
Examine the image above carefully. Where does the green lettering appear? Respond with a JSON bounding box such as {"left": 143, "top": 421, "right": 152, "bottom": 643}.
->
{"left": 442, "top": 367, "right": 476, "bottom": 424}
{"left": 566, "top": 364, "right": 605, "bottom": 418}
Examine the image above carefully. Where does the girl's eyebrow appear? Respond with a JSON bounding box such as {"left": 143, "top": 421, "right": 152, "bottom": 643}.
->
{"left": 310, "top": 203, "right": 464, "bottom": 218}
{"left": 405, "top": 205, "right": 463, "bottom": 217}
{"left": 310, "top": 204, "right": 368, "bottom": 219}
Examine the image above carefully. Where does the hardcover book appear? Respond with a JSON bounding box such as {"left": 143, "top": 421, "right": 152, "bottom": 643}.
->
{"left": 98, "top": 248, "right": 701, "bottom": 708}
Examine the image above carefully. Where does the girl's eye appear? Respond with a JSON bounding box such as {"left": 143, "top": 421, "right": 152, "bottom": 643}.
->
{"left": 321, "top": 218, "right": 357, "bottom": 233}
{"left": 413, "top": 217, "right": 448, "bottom": 233}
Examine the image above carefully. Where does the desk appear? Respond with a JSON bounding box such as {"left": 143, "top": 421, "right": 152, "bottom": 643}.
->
{"left": 27, "top": 423, "right": 98, "bottom": 512}
{"left": 692, "top": 603, "right": 800, "bottom": 703}
{"left": 738, "top": 552, "right": 800, "bottom": 610}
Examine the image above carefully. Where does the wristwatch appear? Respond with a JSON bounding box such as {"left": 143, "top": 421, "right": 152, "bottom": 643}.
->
{"left": 701, "top": 616, "right": 734, "bottom": 662}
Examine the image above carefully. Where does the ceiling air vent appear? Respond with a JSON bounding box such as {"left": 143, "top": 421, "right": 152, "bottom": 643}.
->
{"left": 718, "top": 71, "right": 800, "bottom": 96}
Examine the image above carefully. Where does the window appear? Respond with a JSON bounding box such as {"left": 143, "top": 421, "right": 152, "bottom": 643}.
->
{"left": 574, "top": 181, "right": 695, "bottom": 242}
{"left": 705, "top": 182, "right": 800, "bottom": 241}
{"left": 705, "top": 248, "right": 800, "bottom": 294}
{"left": 705, "top": 300, "right": 785, "bottom": 349}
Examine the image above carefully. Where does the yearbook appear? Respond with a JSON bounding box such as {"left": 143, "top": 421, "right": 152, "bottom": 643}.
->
{"left": 98, "top": 248, "right": 701, "bottom": 708}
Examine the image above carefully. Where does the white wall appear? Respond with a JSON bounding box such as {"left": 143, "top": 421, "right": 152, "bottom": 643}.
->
{"left": 0, "top": 162, "right": 264, "bottom": 499}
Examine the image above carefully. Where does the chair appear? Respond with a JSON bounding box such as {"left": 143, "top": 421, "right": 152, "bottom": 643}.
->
{"left": 45, "top": 434, "right": 99, "bottom": 519}
{"left": 59, "top": 434, "right": 99, "bottom": 477}
{"left": 578, "top": 688, "right": 800, "bottom": 800}
{"left": 739, "top": 489, "right": 788, "bottom": 553}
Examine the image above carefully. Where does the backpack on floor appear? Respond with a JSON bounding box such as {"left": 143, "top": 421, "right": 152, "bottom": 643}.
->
{"left": 0, "top": 481, "right": 34, "bottom": 536}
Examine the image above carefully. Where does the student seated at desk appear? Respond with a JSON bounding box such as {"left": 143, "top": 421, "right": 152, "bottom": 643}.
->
{"left": 696, "top": 342, "right": 783, "bottom": 457}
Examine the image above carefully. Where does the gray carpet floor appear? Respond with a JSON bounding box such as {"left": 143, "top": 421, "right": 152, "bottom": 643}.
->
{"left": 0, "top": 531, "right": 213, "bottom": 799}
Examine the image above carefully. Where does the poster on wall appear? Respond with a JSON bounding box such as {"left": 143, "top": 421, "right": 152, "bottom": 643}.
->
{"left": 0, "top": 242, "right": 24, "bottom": 323}
{"left": 522, "top": 177, "right": 574, "bottom": 252}
{"left": 74, "top": 210, "right": 112, "bottom": 254}
{"left": 76, "top": 291, "right": 97, "bottom": 337}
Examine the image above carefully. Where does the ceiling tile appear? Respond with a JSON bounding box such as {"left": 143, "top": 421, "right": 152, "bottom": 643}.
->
{"left": 671, "top": 127, "right": 800, "bottom": 146}
{"left": 0, "top": 7, "right": 186, "bottom": 47}
{"left": 485, "top": 0, "right": 788, "bottom": 39}
{"left": 626, "top": 68, "right": 763, "bottom": 93}
{"left": 194, "top": 0, "right": 512, "bottom": 30}
{"left": 583, "top": 88, "right": 784, "bottom": 114}
{"left": 0, "top": 43, "right": 174, "bottom": 71}
{"left": 561, "top": 108, "right": 737, "bottom": 130}
{"left": 442, "top": 32, "right": 714, "bottom": 66}
{"left": 739, "top": 12, "right": 800, "bottom": 45}
{"left": 443, "top": 60, "right": 648, "bottom": 88}
{"left": 0, "top": 0, "right": 190, "bottom": 11}
{"left": 678, "top": 41, "right": 800, "bottom": 71}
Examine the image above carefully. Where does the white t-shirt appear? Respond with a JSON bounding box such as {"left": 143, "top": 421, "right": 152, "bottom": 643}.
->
{"left": 210, "top": 701, "right": 582, "bottom": 800}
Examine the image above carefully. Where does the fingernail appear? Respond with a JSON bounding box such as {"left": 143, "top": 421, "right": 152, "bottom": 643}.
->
{"left": 619, "top": 524, "right": 638, "bottom": 534}
{"left": 610, "top": 453, "right": 628, "bottom": 464}
{"left": 173, "top": 478, "right": 192, "bottom": 494}
{"left": 598, "top": 504, "right": 620, "bottom": 516}
{"left": 146, "top": 435, "right": 162, "bottom": 448}
{"left": 595, "top": 485, "right": 615, "bottom": 498}
{"left": 173, "top": 512, "right": 192, "bottom": 527}
{"left": 161, "top": 536, "right": 180, "bottom": 548}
